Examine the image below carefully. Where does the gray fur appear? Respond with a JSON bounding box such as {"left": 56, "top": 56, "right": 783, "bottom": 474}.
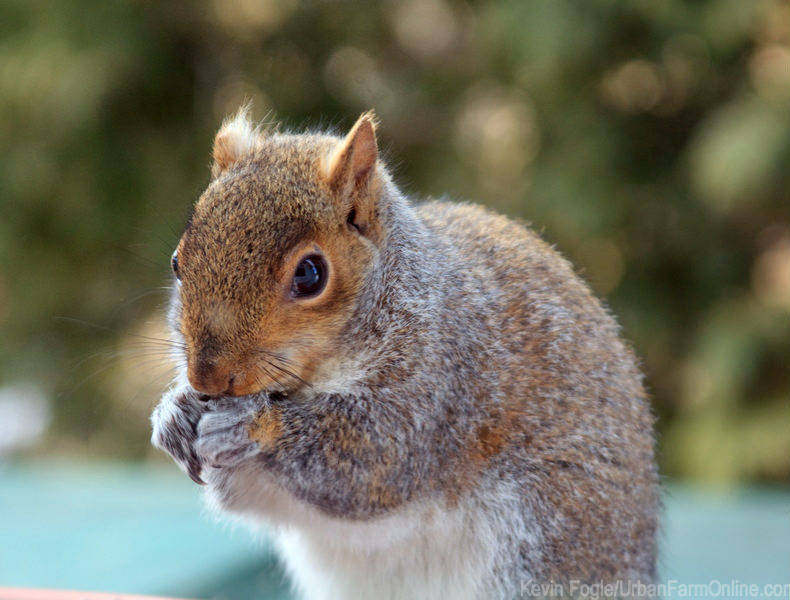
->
{"left": 151, "top": 119, "right": 659, "bottom": 599}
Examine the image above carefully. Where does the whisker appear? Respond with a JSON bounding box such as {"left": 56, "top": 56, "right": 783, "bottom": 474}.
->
{"left": 260, "top": 354, "right": 312, "bottom": 389}
{"left": 116, "top": 245, "right": 164, "bottom": 270}
{"left": 113, "top": 288, "right": 171, "bottom": 316}
{"left": 120, "top": 342, "right": 184, "bottom": 352}
{"left": 115, "top": 366, "right": 181, "bottom": 413}
{"left": 260, "top": 350, "right": 301, "bottom": 370}
{"left": 64, "top": 356, "right": 124, "bottom": 396}
{"left": 258, "top": 362, "right": 281, "bottom": 389}
{"left": 115, "top": 351, "right": 182, "bottom": 360}
{"left": 53, "top": 316, "right": 187, "bottom": 349}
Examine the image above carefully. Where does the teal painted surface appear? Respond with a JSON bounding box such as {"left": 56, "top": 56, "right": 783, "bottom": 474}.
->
{"left": 660, "top": 485, "right": 790, "bottom": 585}
{"left": 1, "top": 461, "right": 788, "bottom": 599}
{"left": 0, "top": 461, "right": 290, "bottom": 599}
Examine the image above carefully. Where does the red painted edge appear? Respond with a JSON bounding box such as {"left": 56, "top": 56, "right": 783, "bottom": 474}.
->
{"left": 0, "top": 589, "right": 193, "bottom": 600}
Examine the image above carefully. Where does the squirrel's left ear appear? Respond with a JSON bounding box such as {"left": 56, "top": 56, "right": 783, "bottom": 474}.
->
{"left": 325, "top": 111, "right": 379, "bottom": 235}
{"left": 211, "top": 105, "right": 261, "bottom": 178}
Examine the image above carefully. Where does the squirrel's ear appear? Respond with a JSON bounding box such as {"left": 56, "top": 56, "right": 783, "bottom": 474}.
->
{"left": 211, "top": 106, "right": 261, "bottom": 178}
{"left": 324, "top": 112, "right": 379, "bottom": 232}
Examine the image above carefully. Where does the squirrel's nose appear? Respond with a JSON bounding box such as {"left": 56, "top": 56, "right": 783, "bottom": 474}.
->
{"left": 187, "top": 353, "right": 268, "bottom": 397}
{"left": 188, "top": 373, "right": 234, "bottom": 397}
{"left": 187, "top": 361, "right": 236, "bottom": 397}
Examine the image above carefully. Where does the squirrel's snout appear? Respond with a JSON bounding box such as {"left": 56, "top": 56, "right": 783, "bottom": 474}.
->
{"left": 187, "top": 359, "right": 263, "bottom": 397}
{"left": 188, "top": 357, "right": 235, "bottom": 396}
{"left": 188, "top": 372, "right": 232, "bottom": 396}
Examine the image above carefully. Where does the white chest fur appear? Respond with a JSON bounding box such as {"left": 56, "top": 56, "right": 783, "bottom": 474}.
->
{"left": 273, "top": 503, "right": 490, "bottom": 600}
{"left": 203, "top": 462, "right": 532, "bottom": 600}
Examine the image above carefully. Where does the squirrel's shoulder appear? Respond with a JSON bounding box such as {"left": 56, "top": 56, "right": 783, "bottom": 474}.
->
{"left": 415, "top": 200, "right": 552, "bottom": 260}
{"left": 414, "top": 199, "right": 579, "bottom": 293}
{"left": 411, "top": 199, "right": 628, "bottom": 372}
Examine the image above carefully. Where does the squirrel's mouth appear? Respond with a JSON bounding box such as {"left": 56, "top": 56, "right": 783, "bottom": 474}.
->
{"left": 187, "top": 361, "right": 303, "bottom": 397}
{"left": 196, "top": 389, "right": 289, "bottom": 405}
{"left": 185, "top": 342, "right": 309, "bottom": 397}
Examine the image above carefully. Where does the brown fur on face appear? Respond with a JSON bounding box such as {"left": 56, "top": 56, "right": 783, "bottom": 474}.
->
{"left": 175, "top": 115, "right": 381, "bottom": 396}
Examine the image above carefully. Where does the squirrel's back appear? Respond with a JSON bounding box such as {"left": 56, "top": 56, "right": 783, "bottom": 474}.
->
{"left": 416, "top": 200, "right": 658, "bottom": 582}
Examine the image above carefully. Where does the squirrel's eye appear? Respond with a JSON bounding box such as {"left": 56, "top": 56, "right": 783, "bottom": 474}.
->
{"left": 171, "top": 250, "right": 181, "bottom": 281}
{"left": 291, "top": 255, "right": 327, "bottom": 298}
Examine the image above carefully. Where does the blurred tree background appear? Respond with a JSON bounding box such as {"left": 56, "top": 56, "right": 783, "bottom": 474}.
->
{"left": 0, "top": 0, "right": 787, "bottom": 485}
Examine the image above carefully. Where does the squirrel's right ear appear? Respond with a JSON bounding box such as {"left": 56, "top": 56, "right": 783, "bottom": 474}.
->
{"left": 211, "top": 106, "right": 261, "bottom": 178}
{"left": 324, "top": 112, "right": 380, "bottom": 236}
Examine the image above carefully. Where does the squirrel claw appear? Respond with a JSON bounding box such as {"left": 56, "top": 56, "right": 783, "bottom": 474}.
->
{"left": 187, "top": 464, "right": 205, "bottom": 485}
{"left": 151, "top": 384, "right": 210, "bottom": 485}
{"left": 193, "top": 406, "right": 260, "bottom": 470}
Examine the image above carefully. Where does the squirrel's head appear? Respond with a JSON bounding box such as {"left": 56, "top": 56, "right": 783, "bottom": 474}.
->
{"left": 172, "top": 108, "right": 383, "bottom": 397}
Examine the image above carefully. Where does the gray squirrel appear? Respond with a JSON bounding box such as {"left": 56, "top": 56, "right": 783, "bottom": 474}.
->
{"left": 151, "top": 109, "right": 659, "bottom": 599}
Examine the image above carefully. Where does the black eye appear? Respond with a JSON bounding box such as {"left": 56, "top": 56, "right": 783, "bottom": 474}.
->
{"left": 291, "top": 255, "right": 327, "bottom": 298}
{"left": 171, "top": 250, "right": 180, "bottom": 281}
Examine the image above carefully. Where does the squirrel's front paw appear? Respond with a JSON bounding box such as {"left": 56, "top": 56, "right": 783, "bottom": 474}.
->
{"left": 151, "top": 386, "right": 207, "bottom": 484}
{"left": 194, "top": 401, "right": 262, "bottom": 473}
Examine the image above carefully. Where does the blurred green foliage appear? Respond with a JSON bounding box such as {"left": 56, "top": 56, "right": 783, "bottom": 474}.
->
{"left": 0, "top": 0, "right": 787, "bottom": 484}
